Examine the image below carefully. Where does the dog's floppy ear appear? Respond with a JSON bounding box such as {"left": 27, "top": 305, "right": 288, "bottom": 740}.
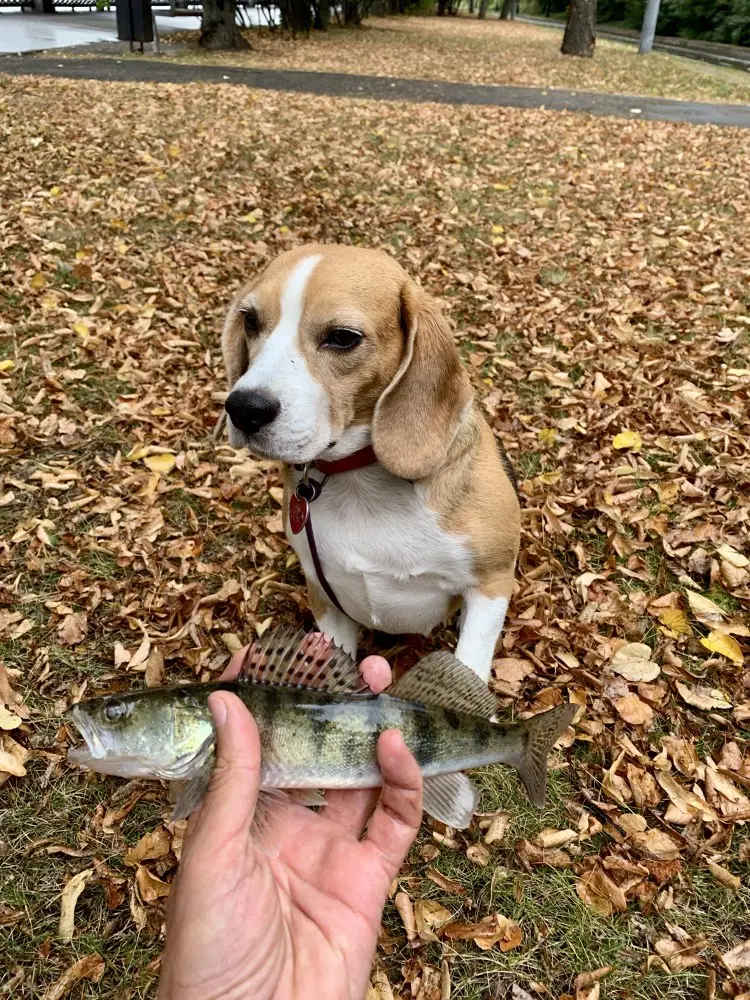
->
{"left": 372, "top": 279, "right": 472, "bottom": 480}
{"left": 221, "top": 294, "right": 249, "bottom": 390}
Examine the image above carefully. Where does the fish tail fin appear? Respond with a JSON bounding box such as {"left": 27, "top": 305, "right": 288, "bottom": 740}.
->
{"left": 509, "top": 704, "right": 576, "bottom": 808}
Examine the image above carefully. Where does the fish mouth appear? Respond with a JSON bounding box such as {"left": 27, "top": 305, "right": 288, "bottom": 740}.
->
{"left": 66, "top": 703, "right": 107, "bottom": 765}
{"left": 66, "top": 703, "right": 152, "bottom": 778}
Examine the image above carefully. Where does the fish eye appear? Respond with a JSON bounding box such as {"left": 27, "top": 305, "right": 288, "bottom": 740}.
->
{"left": 103, "top": 700, "right": 130, "bottom": 722}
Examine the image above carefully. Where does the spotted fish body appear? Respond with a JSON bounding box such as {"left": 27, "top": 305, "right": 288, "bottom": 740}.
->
{"left": 67, "top": 629, "right": 575, "bottom": 828}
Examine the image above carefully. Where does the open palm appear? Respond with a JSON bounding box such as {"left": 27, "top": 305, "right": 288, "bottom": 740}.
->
{"left": 157, "top": 643, "right": 422, "bottom": 1000}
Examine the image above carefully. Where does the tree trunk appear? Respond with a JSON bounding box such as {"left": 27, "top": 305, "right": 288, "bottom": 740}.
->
{"left": 200, "top": 0, "right": 249, "bottom": 48}
{"left": 638, "top": 0, "right": 661, "bottom": 53}
{"left": 313, "top": 0, "right": 330, "bottom": 29}
{"left": 478, "top": 0, "right": 490, "bottom": 18}
{"left": 468, "top": 0, "right": 474, "bottom": 12}
{"left": 499, "top": 0, "right": 515, "bottom": 18}
{"left": 561, "top": 0, "right": 597, "bottom": 56}
{"left": 437, "top": 0, "right": 447, "bottom": 13}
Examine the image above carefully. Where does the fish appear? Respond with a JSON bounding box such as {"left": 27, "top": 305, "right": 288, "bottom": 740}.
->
{"left": 66, "top": 628, "right": 575, "bottom": 829}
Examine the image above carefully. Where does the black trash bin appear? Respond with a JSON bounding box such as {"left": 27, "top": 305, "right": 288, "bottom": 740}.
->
{"left": 116, "top": 0, "right": 154, "bottom": 45}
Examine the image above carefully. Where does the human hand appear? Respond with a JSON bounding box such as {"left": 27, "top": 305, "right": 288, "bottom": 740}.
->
{"left": 157, "top": 636, "right": 423, "bottom": 1000}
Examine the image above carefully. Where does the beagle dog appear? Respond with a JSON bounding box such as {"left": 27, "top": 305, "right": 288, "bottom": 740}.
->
{"left": 221, "top": 245, "right": 520, "bottom": 682}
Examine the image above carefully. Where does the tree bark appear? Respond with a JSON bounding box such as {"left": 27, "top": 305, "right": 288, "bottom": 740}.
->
{"left": 500, "top": 0, "right": 516, "bottom": 18}
{"left": 437, "top": 0, "right": 447, "bottom": 14}
{"left": 478, "top": 0, "right": 490, "bottom": 18}
{"left": 561, "top": 0, "right": 597, "bottom": 56}
{"left": 200, "top": 0, "right": 249, "bottom": 48}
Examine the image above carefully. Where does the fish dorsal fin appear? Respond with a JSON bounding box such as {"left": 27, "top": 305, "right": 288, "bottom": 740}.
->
{"left": 239, "top": 627, "right": 368, "bottom": 694}
{"left": 389, "top": 651, "right": 497, "bottom": 718}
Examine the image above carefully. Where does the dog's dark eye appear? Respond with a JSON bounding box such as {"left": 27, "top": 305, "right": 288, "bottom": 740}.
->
{"left": 104, "top": 700, "right": 129, "bottom": 722}
{"left": 323, "top": 328, "right": 363, "bottom": 350}
{"left": 241, "top": 310, "right": 259, "bottom": 337}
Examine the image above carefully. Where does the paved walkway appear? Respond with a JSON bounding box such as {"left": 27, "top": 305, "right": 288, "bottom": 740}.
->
{"left": 2, "top": 53, "right": 750, "bottom": 126}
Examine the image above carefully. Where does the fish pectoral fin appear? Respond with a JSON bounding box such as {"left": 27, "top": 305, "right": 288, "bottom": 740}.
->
{"left": 171, "top": 752, "right": 214, "bottom": 821}
{"left": 388, "top": 652, "right": 497, "bottom": 718}
{"left": 422, "top": 772, "right": 479, "bottom": 830}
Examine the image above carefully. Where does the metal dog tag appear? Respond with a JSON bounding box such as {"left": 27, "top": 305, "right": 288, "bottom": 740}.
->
{"left": 289, "top": 479, "right": 322, "bottom": 535}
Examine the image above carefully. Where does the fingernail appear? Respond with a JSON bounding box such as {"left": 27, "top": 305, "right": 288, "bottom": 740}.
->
{"left": 209, "top": 693, "right": 227, "bottom": 727}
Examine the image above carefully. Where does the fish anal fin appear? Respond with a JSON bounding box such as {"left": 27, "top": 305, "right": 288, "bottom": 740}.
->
{"left": 423, "top": 772, "right": 479, "bottom": 829}
{"left": 513, "top": 703, "right": 576, "bottom": 808}
{"left": 389, "top": 652, "right": 497, "bottom": 718}
{"left": 238, "top": 627, "right": 368, "bottom": 695}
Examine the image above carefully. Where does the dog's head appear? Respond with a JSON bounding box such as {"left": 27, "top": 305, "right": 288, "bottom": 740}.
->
{"left": 221, "top": 244, "right": 472, "bottom": 480}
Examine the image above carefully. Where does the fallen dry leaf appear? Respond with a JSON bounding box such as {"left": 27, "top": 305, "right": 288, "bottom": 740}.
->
{"left": 394, "top": 891, "right": 417, "bottom": 944}
{"left": 57, "top": 612, "right": 88, "bottom": 646}
{"left": 629, "top": 829, "right": 682, "bottom": 860}
{"left": 657, "top": 771, "right": 718, "bottom": 823}
{"left": 443, "top": 913, "right": 522, "bottom": 951}
{"left": 58, "top": 868, "right": 93, "bottom": 942}
{"left": 686, "top": 592, "right": 726, "bottom": 627}
{"left": 144, "top": 453, "right": 176, "bottom": 475}
{"left": 124, "top": 826, "right": 171, "bottom": 865}
{"left": 40, "top": 954, "right": 105, "bottom": 1000}
{"left": 723, "top": 939, "right": 750, "bottom": 971}
{"left": 707, "top": 861, "right": 741, "bottom": 891}
{"left": 414, "top": 899, "right": 452, "bottom": 942}
{"left": 613, "top": 694, "right": 653, "bottom": 726}
{"left": 612, "top": 430, "right": 642, "bottom": 452}
{"left": 656, "top": 608, "right": 692, "bottom": 636}
{"left": 699, "top": 630, "right": 744, "bottom": 666}
{"left": 0, "top": 705, "right": 22, "bottom": 730}
{"left": 576, "top": 867, "right": 628, "bottom": 916}
{"left": 135, "top": 864, "right": 171, "bottom": 902}
{"left": 610, "top": 642, "right": 660, "bottom": 682}
{"left": 675, "top": 682, "right": 732, "bottom": 711}
{"left": 483, "top": 811, "right": 510, "bottom": 845}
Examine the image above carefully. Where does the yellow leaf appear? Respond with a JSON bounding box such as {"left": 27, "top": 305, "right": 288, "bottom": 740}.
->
{"left": 41, "top": 294, "right": 58, "bottom": 310}
{"left": 75, "top": 248, "right": 92, "bottom": 260}
{"left": 491, "top": 224, "right": 504, "bottom": 234}
{"left": 657, "top": 608, "right": 692, "bottom": 636}
{"left": 30, "top": 273, "right": 46, "bottom": 290}
{"left": 125, "top": 444, "right": 149, "bottom": 461}
{"left": 49, "top": 186, "right": 61, "bottom": 196}
{"left": 700, "top": 630, "right": 744, "bottom": 666}
{"left": 492, "top": 183, "right": 510, "bottom": 191}
{"left": 686, "top": 591, "right": 725, "bottom": 626}
{"left": 0, "top": 705, "right": 23, "bottom": 730}
{"left": 0, "top": 360, "right": 14, "bottom": 373}
{"left": 612, "top": 430, "right": 642, "bottom": 452}
{"left": 73, "top": 321, "right": 90, "bottom": 337}
{"left": 537, "top": 427, "right": 557, "bottom": 447}
{"left": 144, "top": 453, "right": 175, "bottom": 475}
{"left": 167, "top": 144, "right": 181, "bottom": 159}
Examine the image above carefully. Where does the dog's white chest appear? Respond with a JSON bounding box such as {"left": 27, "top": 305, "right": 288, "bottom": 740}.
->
{"left": 286, "top": 467, "right": 474, "bottom": 635}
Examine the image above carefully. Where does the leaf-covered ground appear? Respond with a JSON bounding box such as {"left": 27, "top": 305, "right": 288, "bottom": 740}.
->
{"left": 128, "top": 18, "right": 750, "bottom": 105}
{"left": 1, "top": 73, "right": 750, "bottom": 1000}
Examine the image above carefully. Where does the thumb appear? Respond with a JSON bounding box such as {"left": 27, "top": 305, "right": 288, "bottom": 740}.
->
{"left": 191, "top": 691, "right": 261, "bottom": 843}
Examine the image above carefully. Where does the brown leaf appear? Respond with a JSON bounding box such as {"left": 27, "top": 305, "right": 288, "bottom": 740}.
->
{"left": 424, "top": 867, "right": 466, "bottom": 895}
{"left": 613, "top": 694, "right": 653, "bottom": 726}
{"left": 394, "top": 891, "right": 417, "bottom": 944}
{"left": 58, "top": 868, "right": 93, "bottom": 942}
{"left": 675, "top": 682, "right": 732, "bottom": 711}
{"left": 57, "top": 612, "right": 88, "bottom": 646}
{"left": 629, "top": 829, "right": 682, "bottom": 860}
{"left": 707, "top": 861, "right": 741, "bottom": 891}
{"left": 414, "top": 899, "right": 452, "bottom": 941}
{"left": 724, "top": 940, "right": 750, "bottom": 970}
{"left": 656, "top": 771, "right": 717, "bottom": 823}
{"left": 574, "top": 967, "right": 613, "bottom": 990}
{"left": 443, "top": 913, "right": 522, "bottom": 951}
{"left": 40, "top": 954, "right": 104, "bottom": 1000}
{"left": 576, "top": 867, "right": 628, "bottom": 916}
{"left": 135, "top": 864, "right": 171, "bottom": 902}
{"left": 124, "top": 826, "right": 171, "bottom": 865}
{"left": 483, "top": 811, "right": 510, "bottom": 845}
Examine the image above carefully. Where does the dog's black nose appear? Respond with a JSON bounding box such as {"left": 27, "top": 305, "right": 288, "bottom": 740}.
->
{"left": 225, "top": 389, "right": 280, "bottom": 436}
